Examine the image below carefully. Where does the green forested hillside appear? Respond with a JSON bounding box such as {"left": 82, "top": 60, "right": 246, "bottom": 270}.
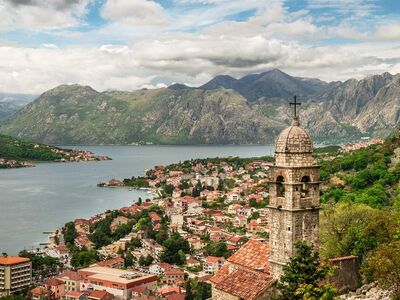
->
{"left": 317, "top": 129, "right": 400, "bottom": 296}
{"left": 0, "top": 84, "right": 283, "bottom": 145}
{"left": 0, "top": 134, "right": 64, "bottom": 161}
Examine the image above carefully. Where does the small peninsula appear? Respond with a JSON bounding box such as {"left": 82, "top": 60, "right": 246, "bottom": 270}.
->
{"left": 0, "top": 134, "right": 110, "bottom": 169}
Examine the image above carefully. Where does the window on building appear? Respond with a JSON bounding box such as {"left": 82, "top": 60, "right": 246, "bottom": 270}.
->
{"left": 276, "top": 175, "right": 285, "bottom": 197}
{"left": 301, "top": 176, "right": 311, "bottom": 198}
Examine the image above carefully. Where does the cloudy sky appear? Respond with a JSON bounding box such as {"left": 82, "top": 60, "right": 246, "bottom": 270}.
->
{"left": 0, "top": 0, "right": 399, "bottom": 94}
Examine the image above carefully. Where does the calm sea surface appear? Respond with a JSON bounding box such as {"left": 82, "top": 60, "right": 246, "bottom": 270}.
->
{"left": 0, "top": 145, "right": 274, "bottom": 254}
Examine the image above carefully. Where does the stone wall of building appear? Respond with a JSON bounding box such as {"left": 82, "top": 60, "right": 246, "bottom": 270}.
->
{"left": 328, "top": 256, "right": 360, "bottom": 294}
{"left": 268, "top": 154, "right": 320, "bottom": 278}
{"left": 275, "top": 153, "right": 314, "bottom": 167}
{"left": 211, "top": 284, "right": 240, "bottom": 300}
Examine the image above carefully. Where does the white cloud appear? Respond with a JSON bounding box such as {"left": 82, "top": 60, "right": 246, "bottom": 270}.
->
{"left": 0, "top": 0, "right": 91, "bottom": 31}
{"left": 374, "top": 22, "right": 400, "bottom": 41}
{"left": 0, "top": 0, "right": 399, "bottom": 94}
{"left": 101, "top": 0, "right": 168, "bottom": 26}
{"left": 1, "top": 34, "right": 399, "bottom": 94}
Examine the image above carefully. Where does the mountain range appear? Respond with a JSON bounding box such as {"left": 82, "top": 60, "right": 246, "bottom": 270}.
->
{"left": 0, "top": 69, "right": 399, "bottom": 145}
{"left": 0, "top": 93, "right": 36, "bottom": 120}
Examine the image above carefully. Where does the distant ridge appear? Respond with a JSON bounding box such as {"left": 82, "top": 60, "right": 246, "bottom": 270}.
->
{"left": 200, "top": 68, "right": 330, "bottom": 100}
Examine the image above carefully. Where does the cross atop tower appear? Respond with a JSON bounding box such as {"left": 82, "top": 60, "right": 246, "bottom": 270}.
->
{"left": 290, "top": 95, "right": 301, "bottom": 125}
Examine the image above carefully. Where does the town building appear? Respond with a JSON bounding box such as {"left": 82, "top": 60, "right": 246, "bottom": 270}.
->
{"left": 0, "top": 256, "right": 32, "bottom": 296}
{"left": 149, "top": 263, "right": 172, "bottom": 275}
{"left": 31, "top": 286, "right": 50, "bottom": 300}
{"left": 58, "top": 271, "right": 84, "bottom": 293}
{"left": 162, "top": 269, "right": 185, "bottom": 286}
{"left": 210, "top": 240, "right": 274, "bottom": 300}
{"left": 203, "top": 257, "right": 225, "bottom": 274}
{"left": 78, "top": 267, "right": 157, "bottom": 300}
{"left": 44, "top": 277, "right": 65, "bottom": 299}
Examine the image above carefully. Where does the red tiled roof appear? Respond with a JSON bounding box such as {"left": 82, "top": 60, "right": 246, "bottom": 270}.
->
{"left": 228, "top": 237, "right": 242, "bottom": 242}
{"left": 165, "top": 268, "right": 184, "bottom": 276}
{"left": 31, "top": 287, "right": 47, "bottom": 296}
{"left": 65, "top": 291, "right": 86, "bottom": 298}
{"left": 93, "top": 257, "right": 124, "bottom": 267}
{"left": 210, "top": 264, "right": 230, "bottom": 285}
{"left": 214, "top": 268, "right": 274, "bottom": 300}
{"left": 227, "top": 245, "right": 237, "bottom": 251}
{"left": 0, "top": 256, "right": 30, "bottom": 265}
{"left": 227, "top": 240, "right": 270, "bottom": 272}
{"left": 149, "top": 213, "right": 162, "bottom": 222}
{"left": 166, "top": 294, "right": 185, "bottom": 300}
{"left": 158, "top": 286, "right": 181, "bottom": 296}
{"left": 45, "top": 277, "right": 64, "bottom": 286}
{"left": 159, "top": 262, "right": 172, "bottom": 270}
{"left": 58, "top": 270, "right": 83, "bottom": 281}
{"left": 205, "top": 256, "right": 224, "bottom": 264}
{"left": 88, "top": 290, "right": 112, "bottom": 300}
{"left": 186, "top": 258, "right": 200, "bottom": 264}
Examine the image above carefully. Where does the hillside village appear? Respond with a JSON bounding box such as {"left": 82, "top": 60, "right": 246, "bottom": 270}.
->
{"left": 17, "top": 132, "right": 399, "bottom": 300}
{"left": 31, "top": 156, "right": 274, "bottom": 299}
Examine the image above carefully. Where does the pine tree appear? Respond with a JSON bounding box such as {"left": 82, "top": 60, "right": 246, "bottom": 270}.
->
{"left": 277, "top": 241, "right": 337, "bottom": 300}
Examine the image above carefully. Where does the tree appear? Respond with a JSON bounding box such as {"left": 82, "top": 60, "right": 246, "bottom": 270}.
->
{"left": 163, "top": 184, "right": 175, "bottom": 196}
{"left": 204, "top": 241, "right": 229, "bottom": 258}
{"left": 19, "top": 250, "right": 61, "bottom": 278}
{"left": 366, "top": 241, "right": 400, "bottom": 300}
{"left": 185, "top": 278, "right": 212, "bottom": 300}
{"left": 320, "top": 202, "right": 397, "bottom": 261}
{"left": 63, "top": 221, "right": 77, "bottom": 246}
{"left": 277, "top": 241, "right": 337, "bottom": 300}
{"left": 125, "top": 252, "right": 134, "bottom": 267}
{"left": 71, "top": 250, "right": 98, "bottom": 268}
{"left": 161, "top": 232, "right": 190, "bottom": 265}
{"left": 139, "top": 254, "right": 153, "bottom": 266}
{"left": 129, "top": 237, "right": 142, "bottom": 248}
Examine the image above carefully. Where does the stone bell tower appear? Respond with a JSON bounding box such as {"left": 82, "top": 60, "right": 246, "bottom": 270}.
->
{"left": 268, "top": 96, "right": 320, "bottom": 279}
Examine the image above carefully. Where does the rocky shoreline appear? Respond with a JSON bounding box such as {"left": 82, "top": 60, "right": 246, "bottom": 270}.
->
{"left": 0, "top": 158, "right": 34, "bottom": 168}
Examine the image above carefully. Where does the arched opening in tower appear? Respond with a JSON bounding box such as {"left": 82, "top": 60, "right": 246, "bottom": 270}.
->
{"left": 276, "top": 175, "right": 285, "bottom": 197}
{"left": 301, "top": 175, "right": 311, "bottom": 198}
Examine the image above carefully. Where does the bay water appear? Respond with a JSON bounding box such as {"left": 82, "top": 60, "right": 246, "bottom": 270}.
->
{"left": 0, "top": 145, "right": 274, "bottom": 254}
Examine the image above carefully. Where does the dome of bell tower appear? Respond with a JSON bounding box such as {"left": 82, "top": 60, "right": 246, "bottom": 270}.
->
{"left": 274, "top": 96, "right": 314, "bottom": 167}
{"left": 275, "top": 122, "right": 313, "bottom": 154}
